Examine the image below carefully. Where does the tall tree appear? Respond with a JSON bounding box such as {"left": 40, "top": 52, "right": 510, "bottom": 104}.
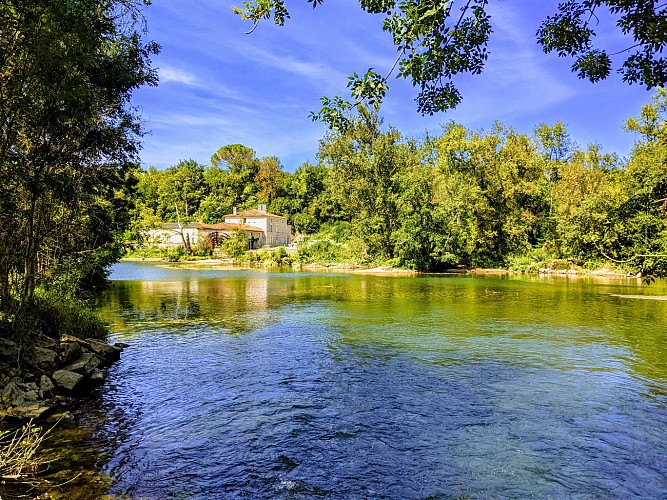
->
{"left": 0, "top": 0, "right": 158, "bottom": 328}
{"left": 622, "top": 88, "right": 667, "bottom": 276}
{"left": 319, "top": 108, "right": 415, "bottom": 259}
{"left": 254, "top": 156, "right": 285, "bottom": 204}
{"left": 210, "top": 144, "right": 260, "bottom": 208}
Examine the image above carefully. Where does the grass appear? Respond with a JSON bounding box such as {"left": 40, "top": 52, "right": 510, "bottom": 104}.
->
{"left": 0, "top": 420, "right": 54, "bottom": 488}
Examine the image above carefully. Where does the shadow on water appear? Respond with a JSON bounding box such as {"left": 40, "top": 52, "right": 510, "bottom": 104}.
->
{"left": 39, "top": 263, "right": 667, "bottom": 498}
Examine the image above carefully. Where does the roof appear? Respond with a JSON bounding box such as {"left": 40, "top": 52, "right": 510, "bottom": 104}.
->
{"left": 159, "top": 222, "right": 198, "bottom": 230}
{"left": 224, "top": 209, "right": 287, "bottom": 220}
{"left": 195, "top": 222, "right": 263, "bottom": 233}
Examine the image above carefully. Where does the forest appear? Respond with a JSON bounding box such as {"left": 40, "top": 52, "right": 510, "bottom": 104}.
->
{"left": 130, "top": 91, "right": 667, "bottom": 276}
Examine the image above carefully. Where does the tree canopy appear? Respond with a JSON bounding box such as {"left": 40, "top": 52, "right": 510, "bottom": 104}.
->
{"left": 0, "top": 0, "right": 158, "bottom": 335}
{"left": 234, "top": 0, "right": 666, "bottom": 128}
{"left": 129, "top": 89, "right": 667, "bottom": 276}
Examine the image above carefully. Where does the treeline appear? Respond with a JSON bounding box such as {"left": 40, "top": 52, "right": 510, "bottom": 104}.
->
{"left": 0, "top": 0, "right": 156, "bottom": 340}
{"left": 132, "top": 90, "right": 667, "bottom": 275}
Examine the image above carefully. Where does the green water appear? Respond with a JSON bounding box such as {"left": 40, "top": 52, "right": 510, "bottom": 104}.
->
{"left": 36, "top": 264, "right": 667, "bottom": 498}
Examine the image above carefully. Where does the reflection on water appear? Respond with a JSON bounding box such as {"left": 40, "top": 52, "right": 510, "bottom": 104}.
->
{"left": 52, "top": 264, "right": 667, "bottom": 498}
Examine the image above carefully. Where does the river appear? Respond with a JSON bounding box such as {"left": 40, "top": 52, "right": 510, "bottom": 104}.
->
{"left": 42, "top": 262, "right": 667, "bottom": 498}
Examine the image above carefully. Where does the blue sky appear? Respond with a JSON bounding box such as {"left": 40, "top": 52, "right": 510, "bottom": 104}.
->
{"left": 133, "top": 0, "right": 656, "bottom": 172}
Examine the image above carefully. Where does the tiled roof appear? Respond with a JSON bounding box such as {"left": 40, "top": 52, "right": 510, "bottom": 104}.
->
{"left": 195, "top": 222, "right": 263, "bottom": 233}
{"left": 160, "top": 222, "right": 198, "bottom": 229}
{"left": 224, "top": 209, "right": 287, "bottom": 219}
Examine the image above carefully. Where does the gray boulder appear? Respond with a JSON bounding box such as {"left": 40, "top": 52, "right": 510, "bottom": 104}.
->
{"left": 61, "top": 335, "right": 122, "bottom": 364}
{"left": 90, "top": 368, "right": 108, "bottom": 385}
{"left": 52, "top": 370, "right": 84, "bottom": 392}
{"left": 34, "top": 347, "right": 59, "bottom": 372}
{"left": 84, "top": 339, "right": 122, "bottom": 364}
{"left": 60, "top": 341, "right": 82, "bottom": 365}
{"left": 64, "top": 352, "right": 102, "bottom": 375}
{"left": 39, "top": 375, "right": 55, "bottom": 399}
{"left": 2, "top": 380, "right": 25, "bottom": 407}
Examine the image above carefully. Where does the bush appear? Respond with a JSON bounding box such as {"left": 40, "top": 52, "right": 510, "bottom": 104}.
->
{"left": 29, "top": 289, "right": 108, "bottom": 340}
{"left": 220, "top": 230, "right": 249, "bottom": 259}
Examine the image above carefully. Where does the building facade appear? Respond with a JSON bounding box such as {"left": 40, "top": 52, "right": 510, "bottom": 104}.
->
{"left": 145, "top": 205, "right": 291, "bottom": 250}
{"left": 224, "top": 204, "right": 291, "bottom": 247}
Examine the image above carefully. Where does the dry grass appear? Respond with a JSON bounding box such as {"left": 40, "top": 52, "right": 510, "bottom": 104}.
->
{"left": 0, "top": 420, "right": 54, "bottom": 486}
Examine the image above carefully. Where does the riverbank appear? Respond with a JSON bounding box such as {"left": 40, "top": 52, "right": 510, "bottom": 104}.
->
{"left": 0, "top": 335, "right": 126, "bottom": 422}
{"left": 121, "top": 257, "right": 643, "bottom": 280}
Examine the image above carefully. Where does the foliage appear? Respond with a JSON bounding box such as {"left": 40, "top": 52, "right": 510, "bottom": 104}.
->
{"left": 234, "top": 0, "right": 666, "bottom": 129}
{"left": 130, "top": 93, "right": 667, "bottom": 278}
{"left": 18, "top": 289, "right": 108, "bottom": 341}
{"left": 220, "top": 230, "right": 251, "bottom": 259}
{"left": 0, "top": 0, "right": 158, "bottom": 337}
{"left": 537, "top": 1, "right": 667, "bottom": 88}
{"left": 247, "top": 246, "right": 294, "bottom": 266}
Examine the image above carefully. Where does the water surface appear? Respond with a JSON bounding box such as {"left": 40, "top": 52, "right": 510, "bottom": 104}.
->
{"left": 62, "top": 263, "right": 667, "bottom": 498}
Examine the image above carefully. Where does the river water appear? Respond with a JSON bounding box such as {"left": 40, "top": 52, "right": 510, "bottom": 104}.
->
{"left": 48, "top": 263, "right": 667, "bottom": 498}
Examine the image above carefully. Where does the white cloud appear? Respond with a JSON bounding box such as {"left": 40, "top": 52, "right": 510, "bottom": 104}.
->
{"left": 158, "top": 65, "right": 202, "bottom": 87}
{"left": 240, "top": 46, "right": 348, "bottom": 90}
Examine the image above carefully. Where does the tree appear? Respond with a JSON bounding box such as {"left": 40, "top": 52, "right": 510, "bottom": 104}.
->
{"left": 622, "top": 88, "right": 667, "bottom": 277}
{"left": 220, "top": 229, "right": 250, "bottom": 258}
{"left": 210, "top": 144, "right": 260, "bottom": 208}
{"left": 156, "top": 160, "right": 206, "bottom": 220}
{"left": 319, "top": 108, "right": 416, "bottom": 259}
{"left": 0, "top": 0, "right": 158, "bottom": 331}
{"left": 234, "top": 1, "right": 666, "bottom": 128}
{"left": 254, "top": 156, "right": 285, "bottom": 204}
{"left": 552, "top": 145, "right": 626, "bottom": 262}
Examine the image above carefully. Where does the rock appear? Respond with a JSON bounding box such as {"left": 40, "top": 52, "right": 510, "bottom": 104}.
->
{"left": 34, "top": 347, "right": 59, "bottom": 372}
{"left": 64, "top": 352, "right": 102, "bottom": 375}
{"left": 2, "top": 380, "right": 25, "bottom": 407}
{"left": 52, "top": 370, "right": 84, "bottom": 392}
{"left": 84, "top": 339, "right": 122, "bottom": 364}
{"left": 23, "top": 390, "right": 38, "bottom": 402}
{"left": 114, "top": 342, "right": 130, "bottom": 349}
{"left": 61, "top": 335, "right": 122, "bottom": 364}
{"left": 0, "top": 403, "right": 57, "bottom": 421}
{"left": 39, "top": 375, "right": 55, "bottom": 399}
{"left": 90, "top": 368, "right": 108, "bottom": 385}
{"left": 40, "top": 337, "right": 58, "bottom": 350}
{"left": 21, "top": 382, "right": 39, "bottom": 392}
{"left": 60, "top": 341, "right": 82, "bottom": 365}
{"left": 0, "top": 339, "right": 18, "bottom": 360}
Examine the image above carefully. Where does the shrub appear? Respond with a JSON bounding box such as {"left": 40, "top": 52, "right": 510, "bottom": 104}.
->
{"left": 30, "top": 289, "right": 108, "bottom": 340}
{"left": 220, "top": 230, "right": 249, "bottom": 259}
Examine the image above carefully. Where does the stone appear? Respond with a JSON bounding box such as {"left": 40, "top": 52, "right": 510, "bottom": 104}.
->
{"left": 2, "top": 380, "right": 25, "bottom": 407}
{"left": 0, "top": 340, "right": 19, "bottom": 360}
{"left": 64, "top": 352, "right": 102, "bottom": 375}
{"left": 52, "top": 370, "right": 84, "bottom": 392}
{"left": 20, "top": 382, "right": 39, "bottom": 392}
{"left": 61, "top": 335, "right": 122, "bottom": 364}
{"left": 23, "top": 390, "right": 38, "bottom": 402}
{"left": 84, "top": 339, "right": 122, "bottom": 364}
{"left": 90, "top": 369, "right": 108, "bottom": 385}
{"left": 114, "top": 342, "right": 130, "bottom": 349}
{"left": 0, "top": 403, "right": 57, "bottom": 421}
{"left": 60, "top": 341, "right": 82, "bottom": 365}
{"left": 39, "top": 375, "right": 55, "bottom": 399}
{"left": 40, "top": 337, "right": 58, "bottom": 349}
{"left": 34, "top": 347, "right": 59, "bottom": 372}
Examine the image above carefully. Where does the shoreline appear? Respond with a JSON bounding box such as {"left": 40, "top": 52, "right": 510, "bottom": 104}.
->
{"left": 120, "top": 258, "right": 646, "bottom": 280}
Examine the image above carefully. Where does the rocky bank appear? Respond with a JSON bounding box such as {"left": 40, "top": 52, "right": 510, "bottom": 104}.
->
{"left": 0, "top": 335, "right": 126, "bottom": 421}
